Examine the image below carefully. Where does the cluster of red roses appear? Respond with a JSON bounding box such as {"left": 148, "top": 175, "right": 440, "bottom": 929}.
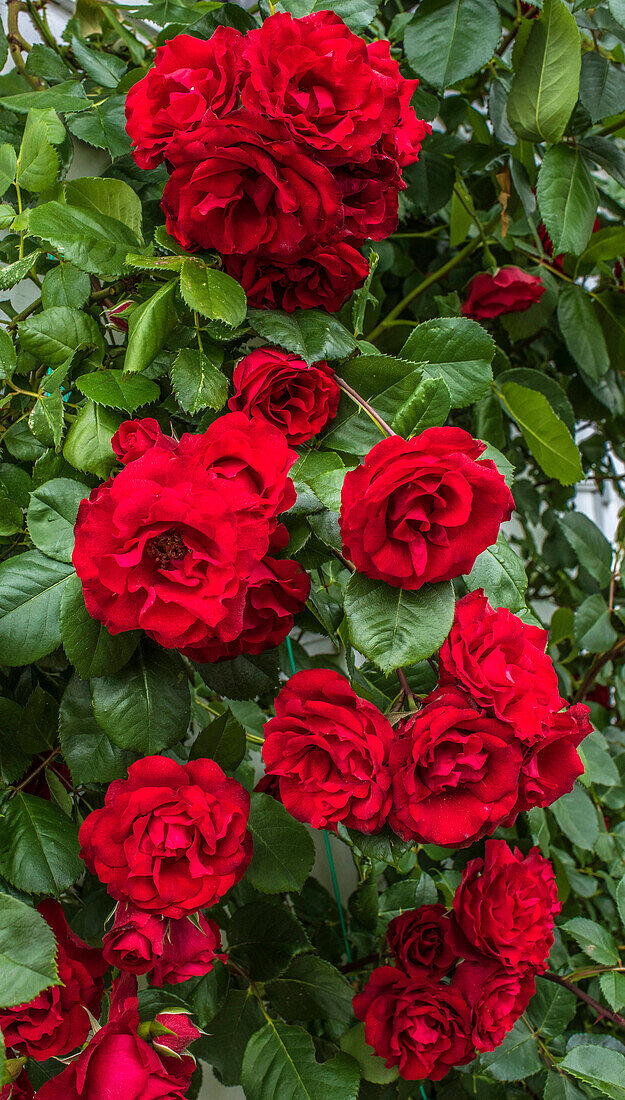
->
{"left": 261, "top": 592, "right": 591, "bottom": 847}
{"left": 125, "top": 12, "right": 430, "bottom": 312}
{"left": 354, "top": 840, "right": 561, "bottom": 1081}
{"left": 73, "top": 411, "right": 310, "bottom": 662}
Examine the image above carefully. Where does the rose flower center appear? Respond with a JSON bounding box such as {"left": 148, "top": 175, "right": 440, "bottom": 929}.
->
{"left": 147, "top": 530, "right": 188, "bottom": 568}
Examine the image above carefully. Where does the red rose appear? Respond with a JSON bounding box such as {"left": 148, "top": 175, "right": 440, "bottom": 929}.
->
{"left": 462, "top": 267, "right": 545, "bottom": 319}
{"left": 454, "top": 959, "right": 536, "bottom": 1053}
{"left": 151, "top": 913, "right": 225, "bottom": 987}
{"left": 452, "top": 839, "right": 560, "bottom": 973}
{"left": 335, "top": 152, "right": 403, "bottom": 242}
{"left": 389, "top": 687, "right": 524, "bottom": 847}
{"left": 512, "top": 703, "right": 591, "bottom": 815}
{"left": 125, "top": 28, "right": 243, "bottom": 169}
{"left": 103, "top": 903, "right": 165, "bottom": 975}
{"left": 152, "top": 1011, "right": 200, "bottom": 1057}
{"left": 366, "top": 38, "right": 430, "bottom": 167}
{"left": 438, "top": 590, "right": 563, "bottom": 744}
{"left": 0, "top": 902, "right": 106, "bottom": 1060}
{"left": 36, "top": 976, "right": 193, "bottom": 1100}
{"left": 262, "top": 669, "right": 394, "bottom": 834}
{"left": 0, "top": 1071, "right": 34, "bottom": 1100}
{"left": 224, "top": 240, "right": 369, "bottom": 313}
{"left": 340, "top": 429, "right": 514, "bottom": 589}
{"left": 163, "top": 111, "right": 342, "bottom": 259}
{"left": 111, "top": 418, "right": 176, "bottom": 465}
{"left": 79, "top": 756, "right": 252, "bottom": 918}
{"left": 386, "top": 905, "right": 458, "bottom": 977}
{"left": 353, "top": 966, "right": 474, "bottom": 1081}
{"left": 229, "top": 347, "right": 340, "bottom": 445}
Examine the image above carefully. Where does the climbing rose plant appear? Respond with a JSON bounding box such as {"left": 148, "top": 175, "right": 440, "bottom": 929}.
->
{"left": 1, "top": 0, "right": 625, "bottom": 1097}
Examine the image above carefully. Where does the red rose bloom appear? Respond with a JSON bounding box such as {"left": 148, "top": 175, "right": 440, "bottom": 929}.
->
{"left": 225, "top": 240, "right": 369, "bottom": 313}
{"left": 386, "top": 905, "right": 458, "bottom": 977}
{"left": 462, "top": 267, "right": 545, "bottom": 319}
{"left": 262, "top": 669, "right": 394, "bottom": 834}
{"left": 454, "top": 959, "right": 536, "bottom": 1052}
{"left": 366, "top": 38, "right": 430, "bottom": 167}
{"left": 111, "top": 417, "right": 176, "bottom": 465}
{"left": 125, "top": 28, "right": 243, "bottom": 169}
{"left": 438, "top": 590, "right": 563, "bottom": 744}
{"left": 512, "top": 703, "right": 591, "bottom": 815}
{"left": 453, "top": 839, "right": 560, "bottom": 973}
{"left": 163, "top": 112, "right": 342, "bottom": 258}
{"left": 389, "top": 687, "right": 524, "bottom": 847}
{"left": 79, "top": 756, "right": 252, "bottom": 918}
{"left": 229, "top": 347, "right": 340, "bottom": 444}
{"left": 335, "top": 152, "right": 403, "bottom": 241}
{"left": 103, "top": 903, "right": 165, "bottom": 975}
{"left": 151, "top": 913, "right": 225, "bottom": 987}
{"left": 36, "top": 976, "right": 193, "bottom": 1100}
{"left": 353, "top": 966, "right": 474, "bottom": 1081}
{"left": 340, "top": 429, "right": 514, "bottom": 590}
{"left": 0, "top": 902, "right": 106, "bottom": 1060}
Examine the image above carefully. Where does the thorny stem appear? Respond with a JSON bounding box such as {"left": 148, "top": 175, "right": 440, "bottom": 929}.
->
{"left": 10, "top": 748, "right": 61, "bottom": 798}
{"left": 544, "top": 971, "right": 625, "bottom": 1031}
{"left": 335, "top": 375, "right": 395, "bottom": 437}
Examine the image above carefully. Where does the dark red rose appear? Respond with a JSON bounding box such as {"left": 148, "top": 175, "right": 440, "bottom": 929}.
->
{"left": 334, "top": 151, "right": 403, "bottom": 241}
{"left": 454, "top": 958, "right": 535, "bottom": 1052}
{"left": 103, "top": 903, "right": 165, "bottom": 975}
{"left": 111, "top": 418, "right": 176, "bottom": 465}
{"left": 229, "top": 347, "right": 340, "bottom": 445}
{"left": 353, "top": 965, "right": 474, "bottom": 1081}
{"left": 224, "top": 240, "right": 369, "bottom": 312}
{"left": 36, "top": 976, "right": 193, "bottom": 1100}
{"left": 438, "top": 590, "right": 562, "bottom": 744}
{"left": 151, "top": 1012, "right": 200, "bottom": 1057}
{"left": 462, "top": 267, "right": 545, "bottom": 319}
{"left": 262, "top": 669, "right": 394, "bottom": 834}
{"left": 588, "top": 684, "right": 611, "bottom": 708}
{"left": 511, "top": 703, "right": 591, "bottom": 815}
{"left": 125, "top": 28, "right": 243, "bottom": 169}
{"left": 79, "top": 756, "right": 252, "bottom": 918}
{"left": 386, "top": 905, "right": 458, "bottom": 977}
{"left": 452, "top": 839, "right": 560, "bottom": 973}
{"left": 0, "top": 1071, "right": 34, "bottom": 1100}
{"left": 151, "top": 913, "right": 225, "bottom": 986}
{"left": 163, "top": 111, "right": 342, "bottom": 259}
{"left": 366, "top": 38, "right": 430, "bottom": 167}
{"left": 389, "top": 687, "right": 524, "bottom": 847}
{"left": 539, "top": 215, "right": 599, "bottom": 270}
{"left": 0, "top": 902, "right": 106, "bottom": 1060}
{"left": 340, "top": 429, "right": 514, "bottom": 590}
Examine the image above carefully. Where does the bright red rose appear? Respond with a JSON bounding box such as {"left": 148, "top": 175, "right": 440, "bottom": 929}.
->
{"left": 452, "top": 839, "right": 560, "bottom": 973}
{"left": 151, "top": 913, "right": 225, "bottom": 986}
{"left": 163, "top": 111, "right": 342, "bottom": 259}
{"left": 0, "top": 1071, "right": 34, "bottom": 1100}
{"left": 512, "top": 703, "right": 591, "bottom": 815}
{"left": 335, "top": 151, "right": 403, "bottom": 241}
{"left": 79, "top": 756, "right": 252, "bottom": 918}
{"left": 386, "top": 905, "right": 458, "bottom": 977}
{"left": 389, "top": 687, "right": 524, "bottom": 847}
{"left": 36, "top": 976, "right": 193, "bottom": 1100}
{"left": 229, "top": 347, "right": 340, "bottom": 444}
{"left": 0, "top": 902, "right": 106, "bottom": 1060}
{"left": 438, "top": 590, "right": 563, "bottom": 744}
{"left": 366, "top": 38, "right": 430, "bottom": 167}
{"left": 340, "top": 429, "right": 514, "bottom": 589}
{"left": 462, "top": 267, "right": 545, "bottom": 319}
{"left": 353, "top": 966, "right": 474, "bottom": 1081}
{"left": 262, "top": 669, "right": 394, "bottom": 834}
{"left": 224, "top": 240, "right": 369, "bottom": 313}
{"left": 111, "top": 418, "right": 176, "bottom": 465}
{"left": 103, "top": 903, "right": 165, "bottom": 975}
{"left": 125, "top": 28, "right": 243, "bottom": 169}
{"left": 454, "top": 958, "right": 536, "bottom": 1052}
{"left": 152, "top": 1011, "right": 200, "bottom": 1057}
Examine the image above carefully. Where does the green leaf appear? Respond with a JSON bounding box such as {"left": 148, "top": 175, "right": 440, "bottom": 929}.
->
{"left": 497, "top": 381, "right": 582, "bottom": 485}
{"left": 404, "top": 0, "right": 502, "bottom": 91}
{"left": 247, "top": 309, "right": 356, "bottom": 365}
{"left": 507, "top": 0, "right": 580, "bottom": 143}
{"left": 77, "top": 369, "right": 159, "bottom": 413}
{"left": 582, "top": 729, "right": 619, "bottom": 788}
{"left": 24, "top": 43, "right": 71, "bottom": 83}
{"left": 0, "top": 329, "right": 17, "bottom": 379}
{"left": 610, "top": 0, "right": 625, "bottom": 24}
{"left": 19, "top": 306, "right": 102, "bottom": 369}
{"left": 0, "top": 793, "right": 82, "bottom": 895}
{"left": 617, "top": 873, "right": 625, "bottom": 930}
{"left": 0, "top": 251, "right": 40, "bottom": 292}
{"left": 339, "top": 1023, "right": 398, "bottom": 1086}
{"left": 579, "top": 52, "right": 625, "bottom": 124}
{"left": 41, "top": 264, "right": 91, "bottom": 310}
{"left": 66, "top": 96, "right": 131, "bottom": 160}
{"left": 28, "top": 201, "right": 143, "bottom": 278}
{"left": 600, "top": 971, "right": 625, "bottom": 1012}
{"left": 560, "top": 1045, "right": 625, "bottom": 1099}
{"left": 543, "top": 1069, "right": 593, "bottom": 1100}
{"left": 91, "top": 643, "right": 190, "bottom": 755}
{"left": 59, "top": 674, "right": 137, "bottom": 784}
{"left": 464, "top": 534, "right": 528, "bottom": 612}
{"left": 64, "top": 400, "right": 120, "bottom": 479}
{"left": 179, "top": 260, "right": 247, "bottom": 327}
{"left": 29, "top": 391, "right": 64, "bottom": 451}
{"left": 558, "top": 513, "right": 613, "bottom": 588}
{"left": 537, "top": 146, "right": 598, "bottom": 257}
{"left": 579, "top": 226, "right": 625, "bottom": 268}
{"left": 227, "top": 900, "right": 310, "bottom": 981}
{"left": 0, "top": 144, "right": 16, "bottom": 197}
{"left": 16, "top": 110, "right": 59, "bottom": 193}
{"left": 0, "top": 894, "right": 58, "bottom": 1008}
{"left": 480, "top": 1017, "right": 543, "bottom": 1080}
{"left": 241, "top": 1020, "right": 360, "bottom": 1100}
{"left": 551, "top": 784, "right": 599, "bottom": 850}
{"left": 65, "top": 176, "right": 143, "bottom": 239}
{"left": 171, "top": 348, "right": 228, "bottom": 413}
{"left": 27, "top": 478, "right": 88, "bottom": 563}
{"left": 266, "top": 956, "right": 355, "bottom": 1025}
{"left": 70, "top": 36, "right": 127, "bottom": 88}
{"left": 391, "top": 376, "right": 451, "bottom": 436}
{"left": 400, "top": 317, "right": 494, "bottom": 407}
{"left": 195, "top": 988, "right": 265, "bottom": 1087}
{"left": 124, "top": 282, "right": 177, "bottom": 374}
{"left": 344, "top": 574, "right": 455, "bottom": 674}
{"left": 246, "top": 793, "right": 315, "bottom": 895}
{"left": 377, "top": 876, "right": 438, "bottom": 930}
{"left": 563, "top": 917, "right": 620, "bottom": 965}
{"left": 196, "top": 651, "right": 280, "bottom": 701}
{"left": 0, "top": 551, "right": 73, "bottom": 665}
{"left": 60, "top": 573, "right": 139, "bottom": 679}
{"left": 557, "top": 285, "right": 609, "bottom": 383}
{"left": 527, "top": 977, "right": 576, "bottom": 1038}
{"left": 574, "top": 593, "right": 617, "bottom": 653}
{"left": 189, "top": 710, "right": 246, "bottom": 771}
{"left": 0, "top": 80, "right": 89, "bottom": 114}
